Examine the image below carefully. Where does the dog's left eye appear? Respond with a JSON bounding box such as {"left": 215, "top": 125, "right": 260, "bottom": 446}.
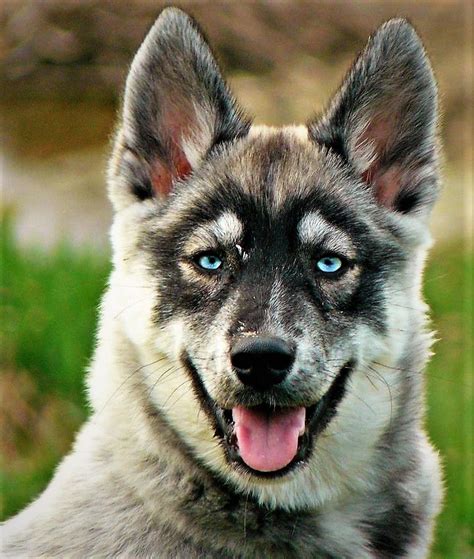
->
{"left": 316, "top": 256, "right": 343, "bottom": 274}
{"left": 196, "top": 253, "right": 223, "bottom": 271}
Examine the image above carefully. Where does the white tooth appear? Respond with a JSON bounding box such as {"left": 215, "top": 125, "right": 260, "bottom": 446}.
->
{"left": 298, "top": 409, "right": 307, "bottom": 436}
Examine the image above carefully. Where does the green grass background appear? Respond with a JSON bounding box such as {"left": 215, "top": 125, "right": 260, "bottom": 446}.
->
{"left": 1, "top": 216, "right": 472, "bottom": 557}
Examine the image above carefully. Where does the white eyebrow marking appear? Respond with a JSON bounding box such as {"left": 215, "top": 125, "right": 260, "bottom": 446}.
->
{"left": 297, "top": 211, "right": 354, "bottom": 255}
{"left": 298, "top": 211, "right": 330, "bottom": 244}
{"left": 183, "top": 212, "right": 243, "bottom": 255}
{"left": 209, "top": 212, "right": 243, "bottom": 245}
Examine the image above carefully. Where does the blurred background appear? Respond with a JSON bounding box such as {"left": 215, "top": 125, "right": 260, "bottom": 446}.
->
{"left": 1, "top": 1, "right": 472, "bottom": 556}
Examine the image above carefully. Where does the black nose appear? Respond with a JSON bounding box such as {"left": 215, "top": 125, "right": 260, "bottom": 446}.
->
{"left": 230, "top": 336, "right": 295, "bottom": 390}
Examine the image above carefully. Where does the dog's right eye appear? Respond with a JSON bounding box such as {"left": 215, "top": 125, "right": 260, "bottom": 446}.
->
{"left": 316, "top": 256, "right": 343, "bottom": 274}
{"left": 196, "top": 253, "right": 223, "bottom": 271}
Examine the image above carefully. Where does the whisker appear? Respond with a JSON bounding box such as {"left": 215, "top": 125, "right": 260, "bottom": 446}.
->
{"left": 94, "top": 355, "right": 168, "bottom": 419}
{"left": 113, "top": 296, "right": 153, "bottom": 319}
{"left": 161, "top": 378, "right": 193, "bottom": 409}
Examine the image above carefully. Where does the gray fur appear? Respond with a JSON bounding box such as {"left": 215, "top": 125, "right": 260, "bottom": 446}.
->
{"left": 2, "top": 8, "right": 443, "bottom": 558}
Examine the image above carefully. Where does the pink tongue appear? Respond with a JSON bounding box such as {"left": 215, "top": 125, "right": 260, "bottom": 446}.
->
{"left": 232, "top": 406, "right": 306, "bottom": 472}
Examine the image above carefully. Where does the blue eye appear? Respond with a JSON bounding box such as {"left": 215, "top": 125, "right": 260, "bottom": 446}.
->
{"left": 197, "top": 254, "right": 222, "bottom": 271}
{"left": 316, "top": 256, "right": 343, "bottom": 274}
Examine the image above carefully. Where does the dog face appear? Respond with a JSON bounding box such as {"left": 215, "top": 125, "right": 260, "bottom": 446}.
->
{"left": 100, "top": 9, "right": 438, "bottom": 509}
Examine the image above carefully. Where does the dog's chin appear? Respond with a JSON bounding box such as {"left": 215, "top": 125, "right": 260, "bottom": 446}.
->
{"left": 182, "top": 354, "right": 353, "bottom": 479}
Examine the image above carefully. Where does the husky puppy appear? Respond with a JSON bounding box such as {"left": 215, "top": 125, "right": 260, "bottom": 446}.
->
{"left": 2, "top": 8, "right": 443, "bottom": 558}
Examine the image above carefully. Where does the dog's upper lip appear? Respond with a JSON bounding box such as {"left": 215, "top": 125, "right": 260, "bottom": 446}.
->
{"left": 181, "top": 353, "right": 353, "bottom": 477}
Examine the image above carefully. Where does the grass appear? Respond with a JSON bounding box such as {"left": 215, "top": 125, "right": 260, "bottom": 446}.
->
{"left": 425, "top": 242, "right": 473, "bottom": 558}
{"left": 0, "top": 216, "right": 110, "bottom": 516}
{"left": 1, "top": 217, "right": 472, "bottom": 556}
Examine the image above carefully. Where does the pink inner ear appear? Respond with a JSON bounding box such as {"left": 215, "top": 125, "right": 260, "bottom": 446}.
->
{"left": 358, "top": 111, "right": 403, "bottom": 209}
{"left": 150, "top": 102, "right": 195, "bottom": 197}
{"left": 362, "top": 159, "right": 403, "bottom": 209}
{"left": 366, "top": 166, "right": 403, "bottom": 209}
{"left": 151, "top": 149, "right": 192, "bottom": 197}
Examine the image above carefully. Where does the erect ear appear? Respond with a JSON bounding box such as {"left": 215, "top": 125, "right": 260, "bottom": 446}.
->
{"left": 308, "top": 19, "right": 439, "bottom": 215}
{"left": 109, "top": 8, "right": 250, "bottom": 210}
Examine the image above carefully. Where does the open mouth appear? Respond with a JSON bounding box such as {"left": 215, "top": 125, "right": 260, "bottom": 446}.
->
{"left": 182, "top": 355, "right": 353, "bottom": 478}
{"left": 222, "top": 405, "right": 308, "bottom": 476}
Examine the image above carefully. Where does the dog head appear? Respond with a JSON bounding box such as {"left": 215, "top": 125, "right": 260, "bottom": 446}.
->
{"left": 97, "top": 8, "right": 439, "bottom": 510}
